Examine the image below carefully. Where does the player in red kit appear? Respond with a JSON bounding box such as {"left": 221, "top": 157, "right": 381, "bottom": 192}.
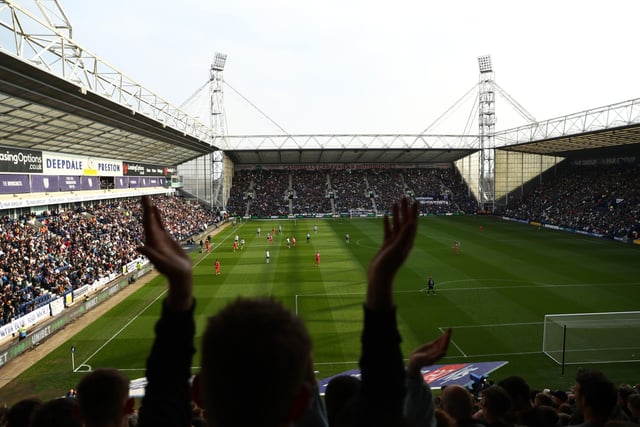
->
{"left": 205, "top": 240, "right": 210, "bottom": 253}
{"left": 315, "top": 251, "right": 320, "bottom": 267}
{"left": 214, "top": 259, "right": 221, "bottom": 275}
{"left": 454, "top": 241, "right": 460, "bottom": 255}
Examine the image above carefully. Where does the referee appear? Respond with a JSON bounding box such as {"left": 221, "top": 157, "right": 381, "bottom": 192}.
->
{"left": 427, "top": 276, "right": 435, "bottom": 296}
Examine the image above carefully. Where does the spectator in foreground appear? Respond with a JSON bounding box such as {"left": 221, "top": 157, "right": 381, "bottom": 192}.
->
{"left": 355, "top": 196, "right": 419, "bottom": 427}
{"left": 135, "top": 195, "right": 421, "bottom": 427}
{"left": 571, "top": 369, "right": 618, "bottom": 427}
{"left": 617, "top": 385, "right": 636, "bottom": 419}
{"left": 198, "top": 297, "right": 314, "bottom": 427}
{"left": 441, "top": 385, "right": 485, "bottom": 427}
{"left": 324, "top": 375, "right": 361, "bottom": 426}
{"left": 498, "top": 375, "right": 546, "bottom": 427}
{"left": 403, "top": 328, "right": 452, "bottom": 427}
{"left": 6, "top": 398, "right": 42, "bottom": 427}
{"left": 135, "top": 196, "right": 323, "bottom": 427}
{"left": 477, "top": 385, "right": 513, "bottom": 427}
{"left": 434, "top": 408, "right": 457, "bottom": 427}
{"left": 627, "top": 393, "right": 640, "bottom": 424}
{"left": 76, "top": 368, "right": 135, "bottom": 427}
{"left": 29, "top": 397, "right": 82, "bottom": 427}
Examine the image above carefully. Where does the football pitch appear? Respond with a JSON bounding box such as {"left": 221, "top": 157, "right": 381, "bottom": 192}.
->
{"left": 1, "top": 215, "right": 639, "bottom": 403}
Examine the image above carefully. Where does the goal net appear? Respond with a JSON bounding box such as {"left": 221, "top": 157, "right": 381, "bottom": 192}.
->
{"left": 542, "top": 311, "right": 640, "bottom": 365}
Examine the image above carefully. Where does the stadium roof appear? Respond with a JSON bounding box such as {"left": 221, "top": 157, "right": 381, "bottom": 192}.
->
{"left": 0, "top": 51, "right": 214, "bottom": 166}
{"left": 224, "top": 148, "right": 476, "bottom": 165}
{"left": 494, "top": 98, "right": 640, "bottom": 159}
{"left": 219, "top": 134, "right": 480, "bottom": 165}
{"left": 498, "top": 126, "right": 640, "bottom": 159}
{"left": 2, "top": 49, "right": 640, "bottom": 167}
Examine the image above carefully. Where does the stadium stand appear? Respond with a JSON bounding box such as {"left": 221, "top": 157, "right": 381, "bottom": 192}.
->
{"left": 292, "top": 170, "right": 333, "bottom": 215}
{"left": 227, "top": 166, "right": 478, "bottom": 217}
{"left": 499, "top": 162, "right": 640, "bottom": 239}
{"left": 0, "top": 196, "right": 218, "bottom": 327}
{"left": 250, "top": 169, "right": 291, "bottom": 217}
{"left": 331, "top": 169, "right": 371, "bottom": 215}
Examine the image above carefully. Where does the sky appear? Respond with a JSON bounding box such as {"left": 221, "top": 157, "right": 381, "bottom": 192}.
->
{"left": 28, "top": 0, "right": 640, "bottom": 135}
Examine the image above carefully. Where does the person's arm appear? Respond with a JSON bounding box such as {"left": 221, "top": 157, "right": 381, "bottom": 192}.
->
{"left": 136, "top": 196, "right": 195, "bottom": 427}
{"left": 358, "top": 197, "right": 418, "bottom": 426}
{"left": 293, "top": 354, "right": 328, "bottom": 427}
{"left": 404, "top": 329, "right": 452, "bottom": 427}
{"left": 293, "top": 382, "right": 329, "bottom": 427}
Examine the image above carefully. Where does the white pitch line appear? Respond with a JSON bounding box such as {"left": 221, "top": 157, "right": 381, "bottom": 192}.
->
{"left": 456, "top": 350, "right": 541, "bottom": 358}
{"left": 433, "top": 278, "right": 640, "bottom": 291}
{"left": 76, "top": 237, "right": 216, "bottom": 372}
{"left": 440, "top": 321, "right": 543, "bottom": 329}
{"left": 354, "top": 239, "right": 379, "bottom": 250}
{"left": 294, "top": 280, "right": 640, "bottom": 299}
{"left": 74, "top": 289, "right": 167, "bottom": 372}
{"left": 447, "top": 341, "right": 467, "bottom": 358}
{"left": 440, "top": 326, "right": 467, "bottom": 357}
{"left": 313, "top": 360, "right": 360, "bottom": 366}
{"left": 307, "top": 350, "right": 544, "bottom": 367}
{"left": 551, "top": 346, "right": 640, "bottom": 353}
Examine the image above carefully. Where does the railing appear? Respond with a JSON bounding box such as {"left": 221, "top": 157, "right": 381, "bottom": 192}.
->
{"left": 0, "top": 0, "right": 212, "bottom": 143}
{"left": 495, "top": 98, "right": 640, "bottom": 146}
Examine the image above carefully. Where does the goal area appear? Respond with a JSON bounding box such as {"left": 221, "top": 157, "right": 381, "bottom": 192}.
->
{"left": 542, "top": 311, "right": 640, "bottom": 365}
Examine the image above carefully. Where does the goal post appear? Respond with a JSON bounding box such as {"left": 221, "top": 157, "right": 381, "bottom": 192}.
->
{"left": 542, "top": 311, "right": 640, "bottom": 365}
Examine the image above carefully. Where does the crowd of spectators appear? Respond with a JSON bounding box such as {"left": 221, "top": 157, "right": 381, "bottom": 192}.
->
{"left": 292, "top": 170, "right": 333, "bottom": 214}
{"left": 331, "top": 169, "right": 371, "bottom": 214}
{"left": 367, "top": 169, "right": 405, "bottom": 213}
{"left": 499, "top": 163, "right": 640, "bottom": 239}
{"left": 227, "top": 167, "right": 475, "bottom": 217}
{"left": 0, "top": 195, "right": 218, "bottom": 326}
{"left": 248, "top": 170, "right": 290, "bottom": 217}
{"left": 436, "top": 372, "right": 640, "bottom": 427}
{"left": 320, "top": 367, "right": 640, "bottom": 427}
{"left": 225, "top": 170, "right": 255, "bottom": 216}
{"left": 438, "top": 169, "right": 479, "bottom": 214}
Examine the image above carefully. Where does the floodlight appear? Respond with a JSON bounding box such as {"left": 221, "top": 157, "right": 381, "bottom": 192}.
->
{"left": 212, "top": 52, "right": 227, "bottom": 71}
{"left": 477, "top": 55, "right": 492, "bottom": 73}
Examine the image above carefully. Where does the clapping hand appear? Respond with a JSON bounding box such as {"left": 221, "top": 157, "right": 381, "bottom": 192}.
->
{"left": 137, "top": 196, "right": 193, "bottom": 312}
{"left": 367, "top": 197, "right": 418, "bottom": 311}
{"left": 408, "top": 329, "right": 452, "bottom": 378}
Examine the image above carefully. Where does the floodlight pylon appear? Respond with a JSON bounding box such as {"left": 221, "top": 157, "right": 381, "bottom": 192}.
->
{"left": 212, "top": 52, "right": 227, "bottom": 72}
{"left": 478, "top": 55, "right": 493, "bottom": 73}
{"left": 477, "top": 55, "right": 495, "bottom": 210}
{"left": 210, "top": 52, "right": 228, "bottom": 209}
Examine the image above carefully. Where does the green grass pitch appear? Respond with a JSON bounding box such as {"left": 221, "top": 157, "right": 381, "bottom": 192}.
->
{"left": 1, "top": 215, "right": 639, "bottom": 404}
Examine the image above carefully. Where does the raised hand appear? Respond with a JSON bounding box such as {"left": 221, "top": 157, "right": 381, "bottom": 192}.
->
{"left": 407, "top": 328, "right": 452, "bottom": 378}
{"left": 366, "top": 197, "right": 419, "bottom": 311}
{"left": 137, "top": 196, "right": 193, "bottom": 312}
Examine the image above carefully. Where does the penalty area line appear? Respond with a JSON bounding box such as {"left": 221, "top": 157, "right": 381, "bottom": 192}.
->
{"left": 74, "top": 290, "right": 167, "bottom": 373}
{"left": 439, "top": 326, "right": 467, "bottom": 357}
{"left": 75, "top": 250, "right": 212, "bottom": 373}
